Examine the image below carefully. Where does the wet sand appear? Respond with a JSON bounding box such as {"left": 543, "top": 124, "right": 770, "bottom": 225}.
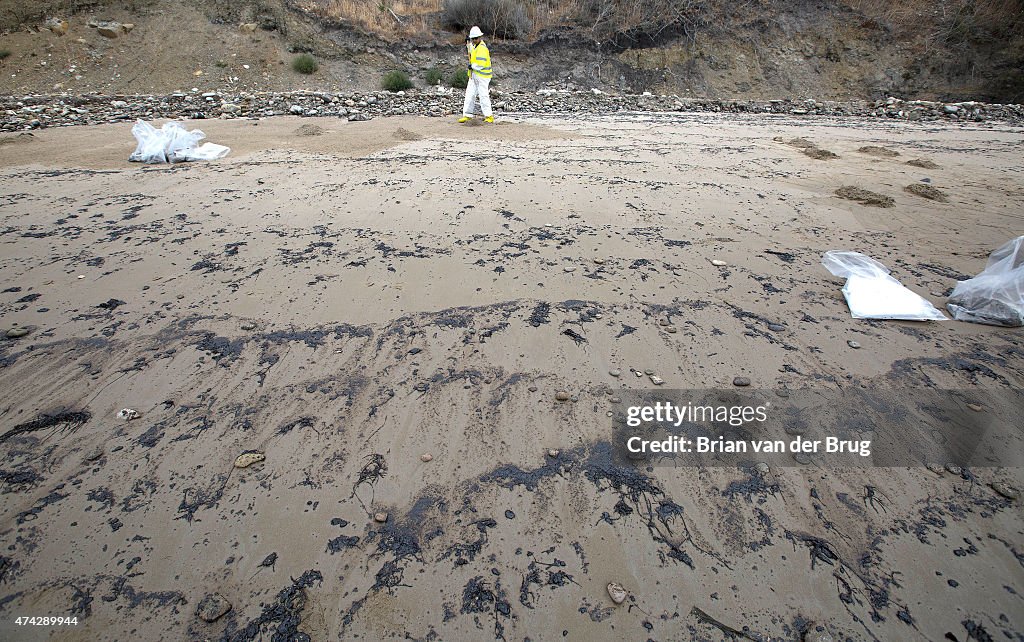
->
{"left": 0, "top": 113, "right": 1021, "bottom": 641}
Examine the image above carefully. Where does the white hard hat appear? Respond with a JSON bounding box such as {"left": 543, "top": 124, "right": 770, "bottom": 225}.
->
{"left": 469, "top": 26, "right": 483, "bottom": 38}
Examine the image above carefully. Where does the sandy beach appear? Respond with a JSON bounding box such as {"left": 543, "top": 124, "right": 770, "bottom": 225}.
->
{"left": 0, "top": 112, "right": 1021, "bottom": 641}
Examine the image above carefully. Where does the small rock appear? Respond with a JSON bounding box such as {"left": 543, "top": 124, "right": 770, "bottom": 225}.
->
{"left": 528, "top": 386, "right": 538, "bottom": 392}
{"left": 239, "top": 23, "right": 258, "bottom": 33}
{"left": 711, "top": 259, "right": 727, "bottom": 266}
{"left": 945, "top": 464, "right": 962, "bottom": 476}
{"left": 754, "top": 462, "right": 770, "bottom": 475}
{"left": 767, "top": 323, "right": 785, "bottom": 332}
{"left": 666, "top": 326, "right": 677, "bottom": 333}
{"left": 607, "top": 582, "right": 627, "bottom": 604}
{"left": 610, "top": 397, "right": 621, "bottom": 403}
{"left": 564, "top": 266, "right": 576, "bottom": 273}
{"left": 966, "top": 403, "right": 982, "bottom": 412}
{"left": 609, "top": 369, "right": 621, "bottom": 377}
{"left": 991, "top": 481, "right": 1018, "bottom": 500}
{"left": 644, "top": 369, "right": 654, "bottom": 375}
{"left": 6, "top": 327, "right": 30, "bottom": 338}
{"left": 420, "top": 453, "right": 433, "bottom": 463}
{"left": 547, "top": 449, "right": 559, "bottom": 458}
{"left": 555, "top": 391, "right": 571, "bottom": 402}
{"left": 94, "top": 22, "right": 122, "bottom": 38}
{"left": 733, "top": 376, "right": 751, "bottom": 387}
{"left": 233, "top": 451, "right": 265, "bottom": 468}
{"left": 117, "top": 408, "right": 139, "bottom": 421}
{"left": 803, "top": 625, "right": 836, "bottom": 642}
{"left": 373, "top": 511, "right": 389, "bottom": 523}
{"left": 240, "top": 323, "right": 257, "bottom": 331}
{"left": 121, "top": 23, "right": 134, "bottom": 33}
{"left": 196, "top": 592, "right": 231, "bottom": 623}
{"left": 570, "top": 394, "right": 580, "bottom": 402}
{"left": 847, "top": 340, "right": 861, "bottom": 349}
{"left": 84, "top": 446, "right": 104, "bottom": 462}
{"left": 45, "top": 18, "right": 69, "bottom": 36}
{"left": 794, "top": 452, "right": 812, "bottom": 465}
{"left": 926, "top": 463, "right": 944, "bottom": 475}
{"left": 633, "top": 370, "right": 642, "bottom": 377}
{"left": 658, "top": 319, "right": 671, "bottom": 326}
{"left": 289, "top": 105, "right": 304, "bottom": 115}
{"left": 593, "top": 258, "right": 605, "bottom": 264}
{"left": 650, "top": 375, "right": 664, "bottom": 385}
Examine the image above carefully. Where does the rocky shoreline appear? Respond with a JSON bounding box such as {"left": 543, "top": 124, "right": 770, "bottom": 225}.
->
{"left": 3, "top": 89, "right": 1023, "bottom": 132}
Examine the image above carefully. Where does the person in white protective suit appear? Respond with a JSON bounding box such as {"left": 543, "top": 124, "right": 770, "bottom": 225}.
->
{"left": 458, "top": 26, "right": 494, "bottom": 123}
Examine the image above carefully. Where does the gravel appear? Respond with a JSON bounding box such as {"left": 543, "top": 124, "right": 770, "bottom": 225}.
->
{"left": 2, "top": 91, "right": 1022, "bottom": 132}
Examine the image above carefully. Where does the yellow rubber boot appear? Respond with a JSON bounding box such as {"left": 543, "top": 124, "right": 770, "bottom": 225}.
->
{"left": 458, "top": 116, "right": 471, "bottom": 123}
{"left": 484, "top": 116, "right": 494, "bottom": 123}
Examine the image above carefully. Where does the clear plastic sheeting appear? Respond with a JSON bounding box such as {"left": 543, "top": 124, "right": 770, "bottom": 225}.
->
{"left": 947, "top": 236, "right": 1024, "bottom": 327}
{"left": 822, "top": 250, "right": 948, "bottom": 321}
{"left": 129, "top": 120, "right": 230, "bottom": 164}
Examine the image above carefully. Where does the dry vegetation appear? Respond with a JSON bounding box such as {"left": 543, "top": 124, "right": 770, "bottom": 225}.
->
{"left": 846, "top": 0, "right": 1024, "bottom": 50}
{"left": 289, "top": 0, "right": 703, "bottom": 44}
{"left": 289, "top": 0, "right": 443, "bottom": 39}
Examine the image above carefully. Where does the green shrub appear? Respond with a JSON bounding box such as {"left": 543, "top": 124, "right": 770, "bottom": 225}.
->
{"left": 425, "top": 67, "right": 443, "bottom": 86}
{"left": 0, "top": 50, "right": 10, "bottom": 61}
{"left": 448, "top": 68, "right": 469, "bottom": 89}
{"left": 291, "top": 54, "right": 318, "bottom": 74}
{"left": 382, "top": 70, "right": 413, "bottom": 92}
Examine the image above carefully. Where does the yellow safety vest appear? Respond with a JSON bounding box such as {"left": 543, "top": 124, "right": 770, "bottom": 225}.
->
{"left": 469, "top": 42, "right": 492, "bottom": 79}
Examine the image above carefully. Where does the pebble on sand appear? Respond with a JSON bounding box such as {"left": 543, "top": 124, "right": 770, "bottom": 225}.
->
{"left": 233, "top": 451, "right": 265, "bottom": 468}
{"left": 6, "top": 327, "right": 30, "bottom": 338}
{"left": 803, "top": 624, "right": 837, "bottom": 642}
{"left": 966, "top": 403, "right": 982, "bottom": 412}
{"left": 650, "top": 375, "right": 665, "bottom": 385}
{"left": 607, "top": 582, "right": 627, "bottom": 604}
{"left": 547, "top": 449, "right": 560, "bottom": 458}
{"left": 420, "top": 453, "right": 433, "bottom": 462}
{"left": 733, "top": 376, "right": 751, "bottom": 387}
{"left": 609, "top": 369, "right": 621, "bottom": 377}
{"left": 847, "top": 340, "right": 861, "bottom": 349}
{"left": 373, "top": 511, "right": 389, "bottom": 523}
{"left": 991, "top": 481, "right": 1019, "bottom": 500}
{"left": 555, "top": 391, "right": 571, "bottom": 401}
{"left": 117, "top": 408, "right": 139, "bottom": 421}
{"left": 196, "top": 592, "right": 232, "bottom": 623}
{"left": 711, "top": 259, "right": 727, "bottom": 266}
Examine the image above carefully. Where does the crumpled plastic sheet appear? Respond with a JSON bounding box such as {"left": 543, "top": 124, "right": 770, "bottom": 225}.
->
{"left": 822, "top": 250, "right": 948, "bottom": 321}
{"left": 129, "top": 119, "right": 230, "bottom": 164}
{"left": 947, "top": 236, "right": 1024, "bottom": 327}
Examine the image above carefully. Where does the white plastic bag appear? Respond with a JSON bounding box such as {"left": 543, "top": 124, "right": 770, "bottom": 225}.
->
{"left": 170, "top": 142, "right": 230, "bottom": 162}
{"left": 947, "top": 236, "right": 1024, "bottom": 327}
{"left": 128, "top": 120, "right": 167, "bottom": 163}
{"left": 822, "top": 251, "right": 948, "bottom": 321}
{"left": 129, "top": 120, "right": 229, "bottom": 163}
